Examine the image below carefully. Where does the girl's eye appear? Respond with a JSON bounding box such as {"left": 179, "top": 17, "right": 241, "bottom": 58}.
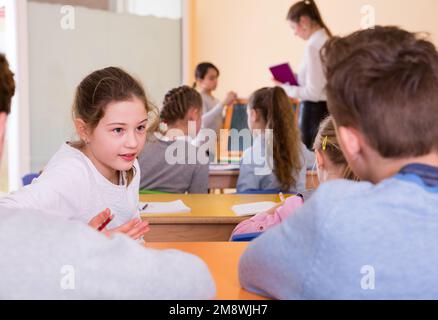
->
{"left": 113, "top": 128, "right": 123, "bottom": 134}
{"left": 137, "top": 125, "right": 146, "bottom": 133}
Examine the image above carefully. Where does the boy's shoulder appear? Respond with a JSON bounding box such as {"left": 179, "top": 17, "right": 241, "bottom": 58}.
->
{"left": 295, "top": 178, "right": 387, "bottom": 224}
{"left": 308, "top": 179, "right": 373, "bottom": 205}
{"left": 311, "top": 174, "right": 432, "bottom": 203}
{"left": 298, "top": 175, "right": 435, "bottom": 228}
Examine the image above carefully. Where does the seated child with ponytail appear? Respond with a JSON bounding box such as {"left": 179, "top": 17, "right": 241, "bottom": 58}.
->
{"left": 138, "top": 86, "right": 209, "bottom": 194}
{"left": 237, "top": 86, "right": 307, "bottom": 194}
{"left": 231, "top": 116, "right": 358, "bottom": 237}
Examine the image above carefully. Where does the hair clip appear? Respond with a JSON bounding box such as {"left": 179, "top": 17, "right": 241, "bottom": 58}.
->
{"left": 159, "top": 122, "right": 168, "bottom": 132}
{"left": 322, "top": 136, "right": 328, "bottom": 151}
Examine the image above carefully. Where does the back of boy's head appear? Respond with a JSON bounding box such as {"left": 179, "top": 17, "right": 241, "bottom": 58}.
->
{"left": 0, "top": 54, "right": 16, "bottom": 115}
{"left": 160, "top": 85, "right": 202, "bottom": 125}
{"left": 322, "top": 26, "right": 438, "bottom": 158}
{"left": 314, "top": 116, "right": 358, "bottom": 181}
{"left": 72, "top": 67, "right": 150, "bottom": 129}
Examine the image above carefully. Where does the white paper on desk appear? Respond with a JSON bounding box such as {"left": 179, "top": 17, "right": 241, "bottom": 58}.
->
{"left": 139, "top": 200, "right": 191, "bottom": 214}
{"left": 209, "top": 164, "right": 240, "bottom": 171}
{"left": 231, "top": 201, "right": 278, "bottom": 217}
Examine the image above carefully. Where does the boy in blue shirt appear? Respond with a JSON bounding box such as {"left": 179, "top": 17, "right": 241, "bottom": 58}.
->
{"left": 239, "top": 26, "right": 438, "bottom": 300}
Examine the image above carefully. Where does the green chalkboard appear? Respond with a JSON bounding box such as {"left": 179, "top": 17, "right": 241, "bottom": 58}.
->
{"left": 226, "top": 102, "right": 252, "bottom": 152}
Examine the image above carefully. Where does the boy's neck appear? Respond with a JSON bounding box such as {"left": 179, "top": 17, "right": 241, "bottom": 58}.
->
{"left": 369, "top": 152, "right": 438, "bottom": 184}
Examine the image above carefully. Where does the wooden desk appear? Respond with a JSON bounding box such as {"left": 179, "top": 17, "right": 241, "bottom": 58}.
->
{"left": 146, "top": 242, "right": 268, "bottom": 300}
{"left": 209, "top": 170, "right": 239, "bottom": 190}
{"left": 209, "top": 169, "right": 320, "bottom": 191}
{"left": 140, "top": 194, "right": 282, "bottom": 242}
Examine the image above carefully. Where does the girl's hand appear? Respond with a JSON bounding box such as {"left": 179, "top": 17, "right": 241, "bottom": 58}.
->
{"left": 88, "top": 208, "right": 112, "bottom": 230}
{"left": 222, "top": 91, "right": 238, "bottom": 106}
{"left": 107, "top": 218, "right": 150, "bottom": 241}
{"left": 89, "top": 209, "right": 150, "bottom": 240}
{"left": 266, "top": 203, "right": 283, "bottom": 215}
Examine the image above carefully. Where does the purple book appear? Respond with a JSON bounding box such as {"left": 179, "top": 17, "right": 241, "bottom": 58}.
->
{"left": 269, "top": 63, "right": 298, "bottom": 86}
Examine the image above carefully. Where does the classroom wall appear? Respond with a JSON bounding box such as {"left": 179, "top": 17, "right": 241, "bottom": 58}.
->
{"left": 31, "top": 0, "right": 109, "bottom": 10}
{"left": 190, "top": 0, "right": 438, "bottom": 99}
{"left": 28, "top": 2, "right": 182, "bottom": 172}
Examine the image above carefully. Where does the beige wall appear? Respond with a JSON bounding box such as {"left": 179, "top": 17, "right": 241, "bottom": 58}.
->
{"left": 30, "top": 0, "right": 109, "bottom": 10}
{"left": 28, "top": 2, "right": 182, "bottom": 171}
{"left": 191, "top": 0, "right": 438, "bottom": 99}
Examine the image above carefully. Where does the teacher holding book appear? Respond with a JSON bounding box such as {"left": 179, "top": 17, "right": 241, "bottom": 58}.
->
{"left": 278, "top": 0, "right": 331, "bottom": 149}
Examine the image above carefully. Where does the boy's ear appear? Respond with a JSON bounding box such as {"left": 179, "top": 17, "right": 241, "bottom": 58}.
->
{"left": 337, "top": 126, "right": 362, "bottom": 163}
{"left": 0, "top": 112, "right": 8, "bottom": 162}
{"left": 74, "top": 118, "right": 90, "bottom": 143}
{"left": 0, "top": 112, "right": 7, "bottom": 139}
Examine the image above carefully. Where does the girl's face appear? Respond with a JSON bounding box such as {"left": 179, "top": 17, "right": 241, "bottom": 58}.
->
{"left": 80, "top": 97, "right": 148, "bottom": 182}
{"left": 197, "top": 68, "right": 219, "bottom": 92}
{"left": 289, "top": 17, "right": 312, "bottom": 41}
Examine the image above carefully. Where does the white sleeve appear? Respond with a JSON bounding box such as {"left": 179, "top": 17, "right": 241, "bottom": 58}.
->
{"left": 0, "top": 209, "right": 216, "bottom": 299}
{"left": 202, "top": 102, "right": 224, "bottom": 129}
{"left": 281, "top": 45, "right": 326, "bottom": 102}
{"left": 0, "top": 159, "right": 88, "bottom": 220}
{"left": 281, "top": 83, "right": 298, "bottom": 99}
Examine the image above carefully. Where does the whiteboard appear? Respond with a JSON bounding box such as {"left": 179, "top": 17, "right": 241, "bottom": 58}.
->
{"left": 28, "top": 2, "right": 181, "bottom": 171}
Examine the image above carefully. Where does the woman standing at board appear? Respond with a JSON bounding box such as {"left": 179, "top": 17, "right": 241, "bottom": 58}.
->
{"left": 279, "top": 0, "right": 331, "bottom": 149}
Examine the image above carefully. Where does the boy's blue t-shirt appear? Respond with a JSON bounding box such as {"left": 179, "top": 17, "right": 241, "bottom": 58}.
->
{"left": 239, "top": 164, "right": 438, "bottom": 300}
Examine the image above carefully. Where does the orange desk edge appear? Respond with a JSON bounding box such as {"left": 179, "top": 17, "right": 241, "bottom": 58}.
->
{"left": 146, "top": 242, "right": 268, "bottom": 300}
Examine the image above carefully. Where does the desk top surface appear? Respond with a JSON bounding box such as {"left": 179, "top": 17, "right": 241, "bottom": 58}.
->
{"left": 145, "top": 242, "right": 268, "bottom": 300}
{"left": 140, "top": 194, "right": 283, "bottom": 220}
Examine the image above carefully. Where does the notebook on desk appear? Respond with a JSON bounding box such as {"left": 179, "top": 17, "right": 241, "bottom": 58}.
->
{"left": 139, "top": 200, "right": 191, "bottom": 215}
{"left": 231, "top": 201, "right": 278, "bottom": 217}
